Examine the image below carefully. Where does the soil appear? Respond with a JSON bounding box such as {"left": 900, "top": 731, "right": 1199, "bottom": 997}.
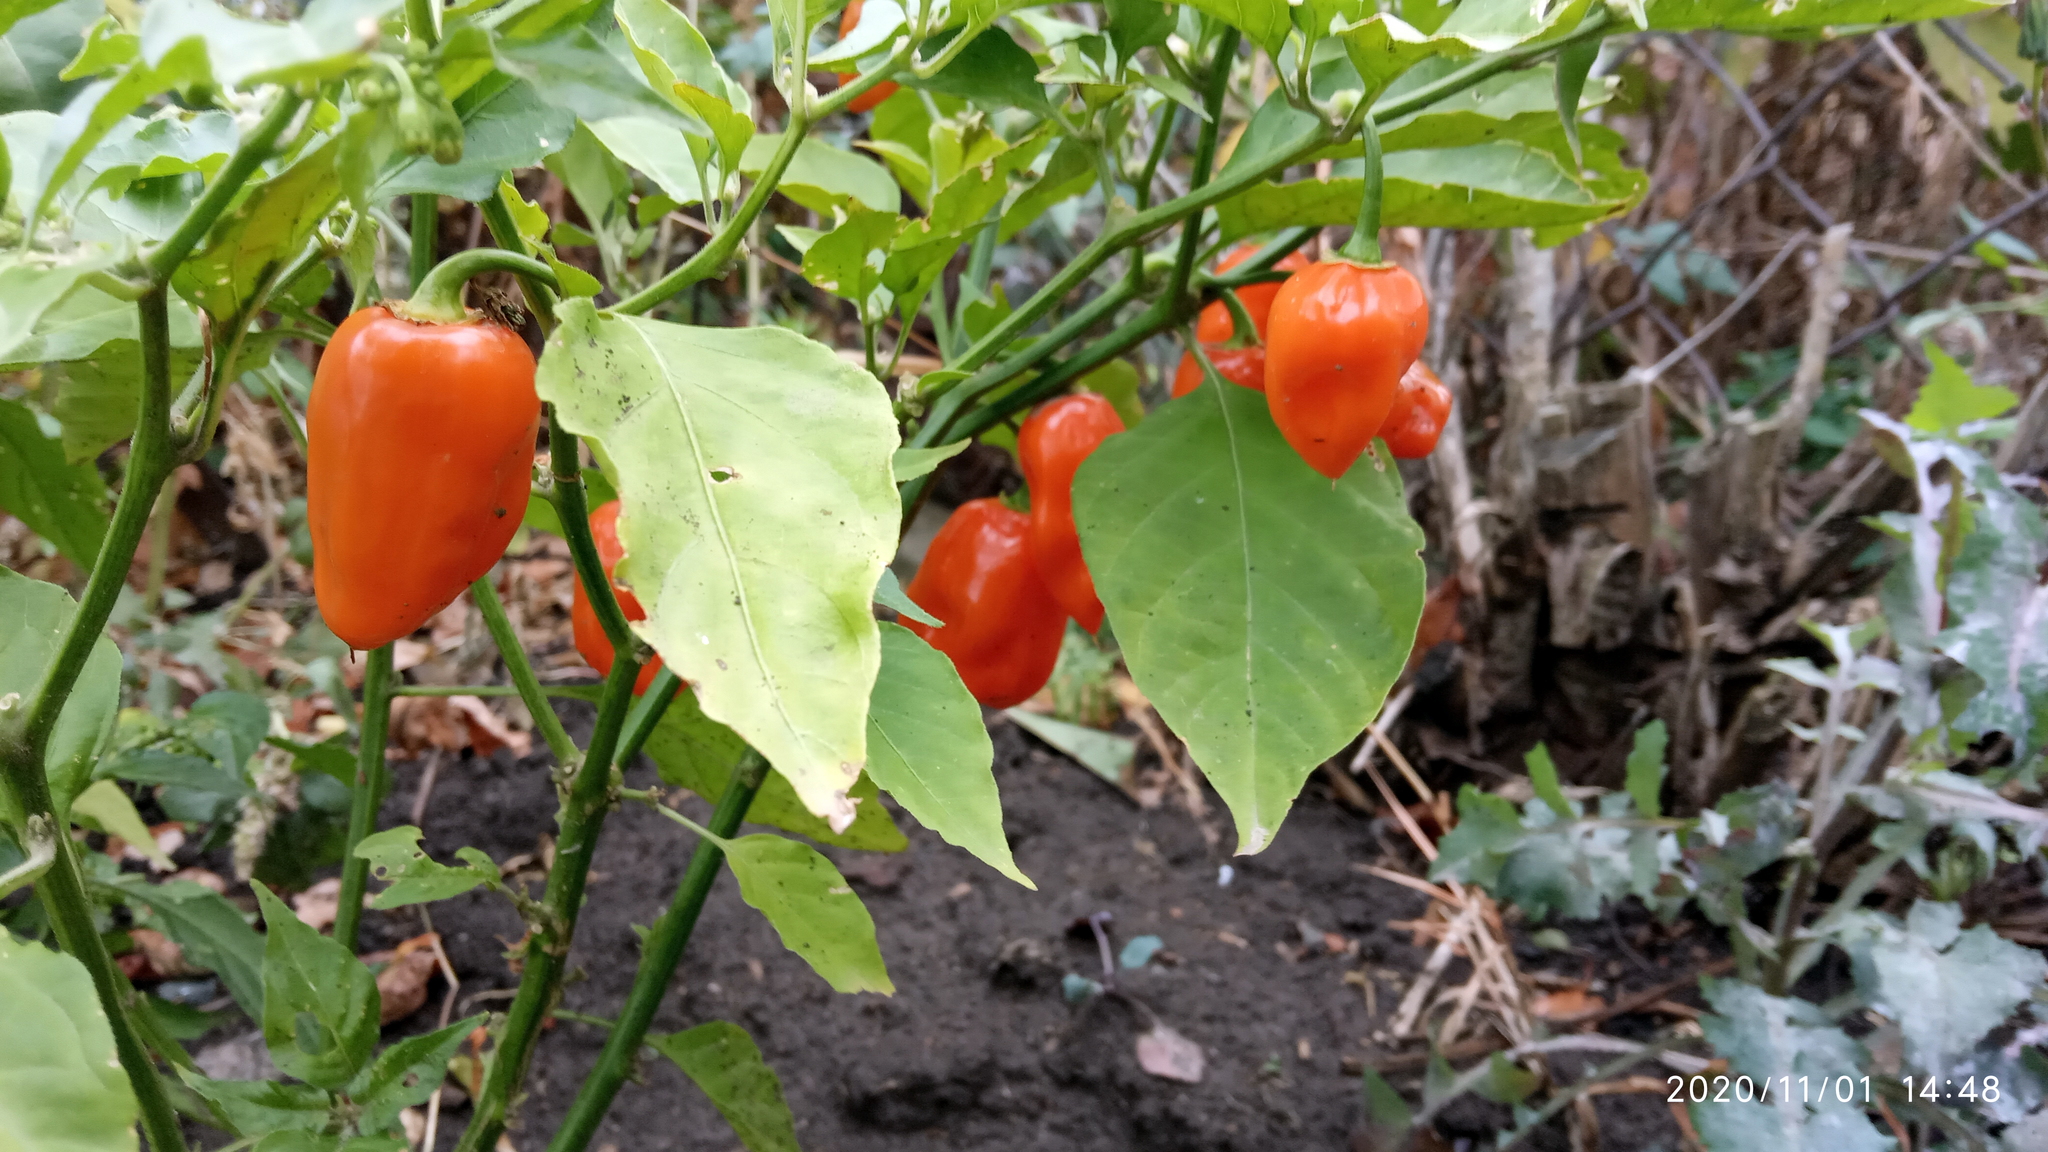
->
{"left": 223, "top": 700, "right": 1704, "bottom": 1151}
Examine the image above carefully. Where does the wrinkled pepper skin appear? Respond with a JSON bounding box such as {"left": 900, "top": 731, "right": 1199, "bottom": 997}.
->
{"left": 1380, "top": 363, "right": 1453, "bottom": 459}
{"left": 308, "top": 306, "right": 539, "bottom": 650}
{"left": 1017, "top": 394, "right": 1125, "bottom": 631}
{"left": 1169, "top": 243, "right": 1311, "bottom": 398}
{"left": 838, "top": 0, "right": 900, "bottom": 113}
{"left": 904, "top": 498, "right": 1067, "bottom": 708}
{"left": 1264, "top": 260, "right": 1429, "bottom": 479}
{"left": 570, "top": 500, "right": 669, "bottom": 696}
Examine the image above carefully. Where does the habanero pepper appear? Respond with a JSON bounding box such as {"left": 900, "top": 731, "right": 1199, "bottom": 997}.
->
{"left": 307, "top": 255, "right": 542, "bottom": 651}
{"left": 903, "top": 498, "right": 1067, "bottom": 708}
{"left": 837, "top": 0, "right": 900, "bottom": 113}
{"left": 1263, "top": 258, "right": 1428, "bottom": 479}
{"left": 1170, "top": 241, "right": 1311, "bottom": 399}
{"left": 1378, "top": 362, "right": 1453, "bottom": 459}
{"left": 570, "top": 500, "right": 671, "bottom": 696}
{"left": 1017, "top": 394, "right": 1125, "bottom": 631}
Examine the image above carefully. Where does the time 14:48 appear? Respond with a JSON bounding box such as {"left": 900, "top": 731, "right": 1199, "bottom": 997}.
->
{"left": 1902, "top": 1076, "right": 2001, "bottom": 1103}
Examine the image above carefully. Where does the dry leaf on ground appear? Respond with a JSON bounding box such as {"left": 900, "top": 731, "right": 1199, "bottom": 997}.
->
{"left": 1136, "top": 1023, "right": 1205, "bottom": 1083}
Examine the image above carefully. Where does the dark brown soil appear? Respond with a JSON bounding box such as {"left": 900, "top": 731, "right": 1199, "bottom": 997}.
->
{"left": 337, "top": 699, "right": 1692, "bottom": 1151}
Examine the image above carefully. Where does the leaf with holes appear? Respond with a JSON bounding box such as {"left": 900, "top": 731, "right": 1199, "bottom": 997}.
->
{"left": 352, "top": 825, "right": 496, "bottom": 909}
{"left": 538, "top": 301, "right": 899, "bottom": 829}
{"left": 346, "top": 1015, "right": 485, "bottom": 1136}
{"left": 1071, "top": 377, "right": 1423, "bottom": 853}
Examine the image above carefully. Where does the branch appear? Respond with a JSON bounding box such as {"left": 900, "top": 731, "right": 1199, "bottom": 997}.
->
{"left": 471, "top": 576, "right": 579, "bottom": 764}
{"left": 147, "top": 91, "right": 307, "bottom": 285}
{"left": 332, "top": 643, "right": 394, "bottom": 951}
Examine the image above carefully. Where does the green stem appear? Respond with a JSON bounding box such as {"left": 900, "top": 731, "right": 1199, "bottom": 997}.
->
{"left": 405, "top": 249, "right": 561, "bottom": 324}
{"left": 454, "top": 650, "right": 644, "bottom": 1152}
{"left": 545, "top": 750, "right": 770, "bottom": 1152}
{"left": 1337, "top": 114, "right": 1384, "bottom": 264}
{"left": 332, "top": 643, "right": 394, "bottom": 952}
{"left": 147, "top": 92, "right": 307, "bottom": 284}
{"left": 547, "top": 412, "right": 634, "bottom": 651}
{"left": 1166, "top": 29, "right": 1237, "bottom": 309}
{"left": 951, "top": 299, "right": 1172, "bottom": 441}
{"left": 613, "top": 669, "right": 684, "bottom": 768}
{"left": 471, "top": 577, "right": 578, "bottom": 765}
{"left": 405, "top": 0, "right": 440, "bottom": 44}
{"left": 1215, "top": 288, "right": 1258, "bottom": 346}
{"left": 1131, "top": 99, "right": 1179, "bottom": 216}
{"left": 481, "top": 189, "right": 561, "bottom": 326}
{"left": 0, "top": 288, "right": 188, "bottom": 1152}
{"left": 614, "top": 108, "right": 811, "bottom": 316}
{"left": 144, "top": 480, "right": 175, "bottom": 615}
{"left": 410, "top": 194, "right": 438, "bottom": 293}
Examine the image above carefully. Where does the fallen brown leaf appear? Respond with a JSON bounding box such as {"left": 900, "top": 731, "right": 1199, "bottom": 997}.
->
{"left": 1135, "top": 1023, "right": 1205, "bottom": 1083}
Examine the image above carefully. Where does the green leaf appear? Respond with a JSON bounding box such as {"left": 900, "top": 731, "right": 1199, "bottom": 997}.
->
{"left": 0, "top": 0, "right": 66, "bottom": 41}
{"left": 1475, "top": 1051, "right": 1541, "bottom": 1104}
{"left": 377, "top": 79, "right": 575, "bottom": 201}
{"left": 346, "top": 1015, "right": 486, "bottom": 1136}
{"left": 1644, "top": 0, "right": 2000, "bottom": 34}
{"left": 614, "top": 0, "right": 751, "bottom": 174}
{"left": 1850, "top": 901, "right": 2048, "bottom": 1075}
{"left": 1004, "top": 707, "right": 1138, "bottom": 786}
{"left": 1178, "top": 0, "right": 1291, "bottom": 52}
{"left": 68, "top": 779, "right": 171, "bottom": 869}
{"left": 866, "top": 623, "right": 1031, "bottom": 887}
{"left": 1625, "top": 719, "right": 1667, "bottom": 818}
{"left": 1524, "top": 743, "right": 1572, "bottom": 820}
{"left": 583, "top": 115, "right": 709, "bottom": 207}
{"left": 643, "top": 686, "right": 907, "bottom": 851}
{"left": 0, "top": 255, "right": 110, "bottom": 367}
{"left": 538, "top": 301, "right": 898, "bottom": 829}
{"left": 0, "top": 0, "right": 92, "bottom": 114}
{"left": 20, "top": 45, "right": 207, "bottom": 236}
{"left": 352, "top": 825, "right": 496, "bottom": 908}
{"left": 171, "top": 131, "right": 341, "bottom": 318}
{"left": 177, "top": 1071, "right": 332, "bottom": 1136}
{"left": 252, "top": 1134, "right": 406, "bottom": 1152}
{"left": 802, "top": 206, "right": 903, "bottom": 319}
{"left": 0, "top": 932, "right": 139, "bottom": 1152}
{"left": 906, "top": 24, "right": 1051, "bottom": 113}
{"left": 1359, "top": 1067, "right": 1412, "bottom": 1148}
{"left": 98, "top": 873, "right": 264, "bottom": 1017}
{"left": 0, "top": 393, "right": 107, "bottom": 564}
{"left": 47, "top": 338, "right": 206, "bottom": 464}
{"left": 720, "top": 833, "right": 894, "bottom": 994}
{"left": 889, "top": 440, "right": 968, "bottom": 484}
{"left": 999, "top": 133, "right": 1095, "bottom": 241}
{"left": 872, "top": 568, "right": 940, "bottom": 627}
{"left": 137, "top": 0, "right": 402, "bottom": 89}
{"left": 0, "top": 566, "right": 120, "bottom": 827}
{"left": 647, "top": 1021, "right": 800, "bottom": 1152}
{"left": 496, "top": 28, "right": 696, "bottom": 130}
{"left": 1217, "top": 131, "right": 1642, "bottom": 242}
{"left": 1071, "top": 377, "right": 1424, "bottom": 854}
{"left": 253, "top": 883, "right": 379, "bottom": 1091}
{"left": 1553, "top": 38, "right": 1597, "bottom": 165}
{"left": 1429, "top": 784, "right": 1523, "bottom": 887}
{"left": 742, "top": 131, "right": 898, "bottom": 214}
{"left": 1692, "top": 977, "right": 1889, "bottom": 1152}
{"left": 1905, "top": 341, "right": 2018, "bottom": 437}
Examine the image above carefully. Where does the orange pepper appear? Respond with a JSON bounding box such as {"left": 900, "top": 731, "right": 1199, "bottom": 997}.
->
{"left": 1017, "top": 394, "right": 1125, "bottom": 630}
{"left": 903, "top": 498, "right": 1067, "bottom": 707}
{"left": 569, "top": 500, "right": 670, "bottom": 696}
{"left": 308, "top": 306, "right": 539, "bottom": 650}
{"left": 838, "top": 0, "right": 900, "bottom": 113}
{"left": 1378, "top": 362, "right": 1453, "bottom": 459}
{"left": 1263, "top": 259, "right": 1429, "bottom": 479}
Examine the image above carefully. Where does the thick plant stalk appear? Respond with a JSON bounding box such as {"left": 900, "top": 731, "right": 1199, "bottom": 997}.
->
{"left": 453, "top": 649, "right": 644, "bottom": 1152}
{"left": 0, "top": 289, "right": 188, "bottom": 1152}
{"left": 332, "top": 643, "right": 394, "bottom": 951}
{"left": 546, "top": 751, "right": 771, "bottom": 1152}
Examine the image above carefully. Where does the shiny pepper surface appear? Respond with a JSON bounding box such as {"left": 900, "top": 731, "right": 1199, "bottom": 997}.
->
{"left": 571, "top": 500, "right": 669, "bottom": 695}
{"left": 308, "top": 306, "right": 539, "bottom": 650}
{"left": 904, "top": 498, "right": 1067, "bottom": 708}
{"left": 1171, "top": 345, "right": 1265, "bottom": 398}
{"left": 1017, "top": 394, "right": 1125, "bottom": 631}
{"left": 838, "top": 0, "right": 900, "bottom": 112}
{"left": 1264, "top": 260, "right": 1429, "bottom": 479}
{"left": 1379, "top": 363, "right": 1453, "bottom": 459}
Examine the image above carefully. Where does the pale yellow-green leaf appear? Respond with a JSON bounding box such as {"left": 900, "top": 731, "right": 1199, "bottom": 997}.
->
{"left": 537, "top": 301, "right": 898, "bottom": 827}
{"left": 0, "top": 933, "right": 139, "bottom": 1152}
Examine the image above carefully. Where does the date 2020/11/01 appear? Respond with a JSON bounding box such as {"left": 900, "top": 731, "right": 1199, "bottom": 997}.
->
{"left": 1667, "top": 1076, "right": 2002, "bottom": 1105}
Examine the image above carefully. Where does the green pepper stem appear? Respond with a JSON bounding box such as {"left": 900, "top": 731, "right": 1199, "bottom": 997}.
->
{"left": 332, "top": 643, "right": 394, "bottom": 951}
{"left": 1338, "top": 115, "right": 1385, "bottom": 264}
{"left": 1215, "top": 288, "right": 1259, "bottom": 347}
{"left": 403, "top": 249, "right": 561, "bottom": 324}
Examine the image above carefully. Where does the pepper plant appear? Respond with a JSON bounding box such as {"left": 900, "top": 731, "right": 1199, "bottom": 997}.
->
{"left": 0, "top": 0, "right": 1999, "bottom": 1148}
